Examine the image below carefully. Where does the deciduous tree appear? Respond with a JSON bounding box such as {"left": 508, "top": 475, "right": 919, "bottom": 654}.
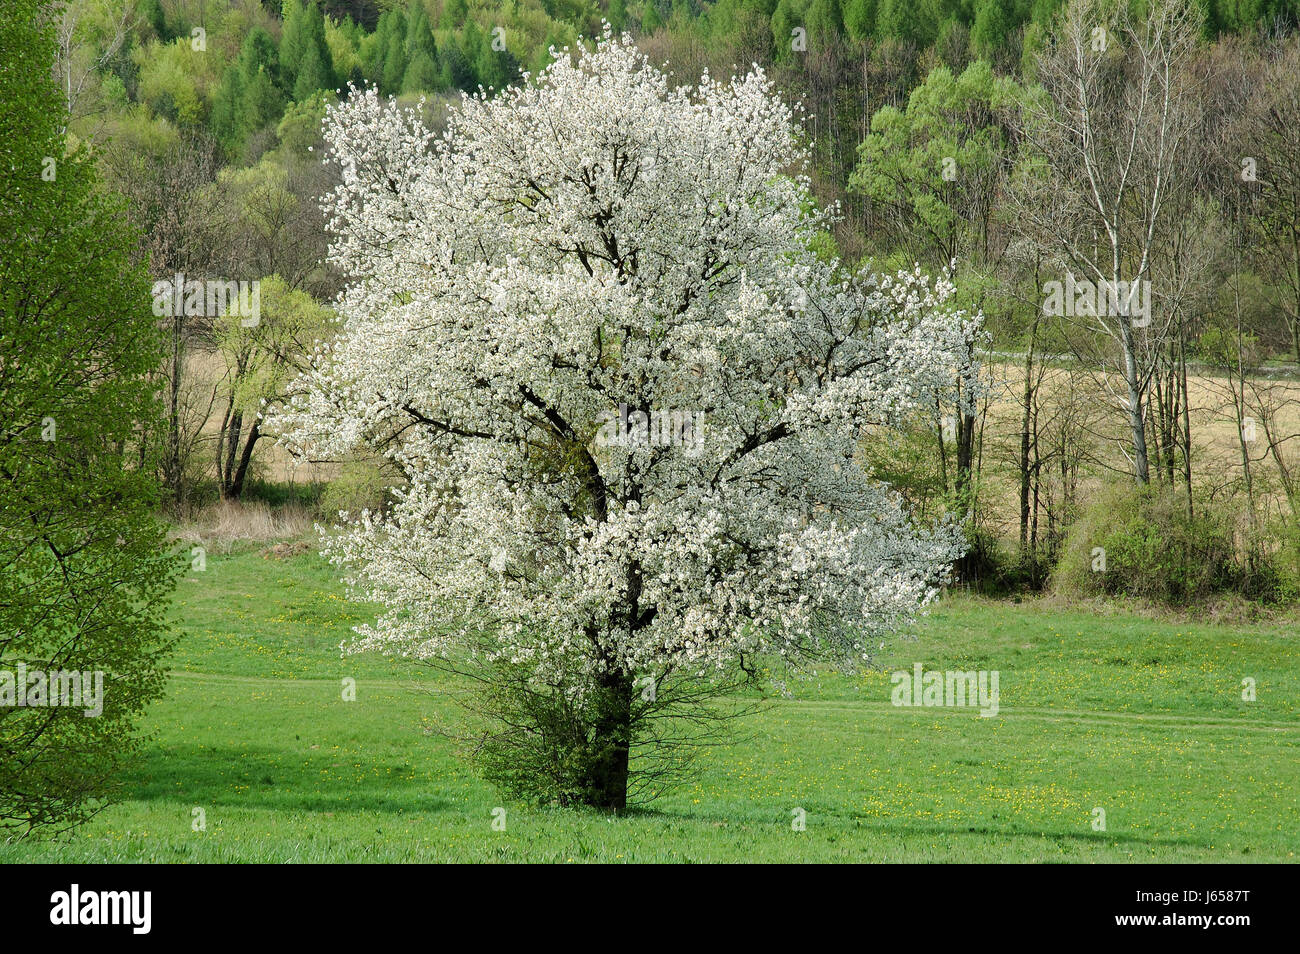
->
{"left": 273, "top": 32, "right": 978, "bottom": 809}
{"left": 0, "top": 0, "right": 178, "bottom": 833}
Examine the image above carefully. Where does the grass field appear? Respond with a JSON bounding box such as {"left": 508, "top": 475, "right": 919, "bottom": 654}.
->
{"left": 2, "top": 544, "right": 1297, "bottom": 863}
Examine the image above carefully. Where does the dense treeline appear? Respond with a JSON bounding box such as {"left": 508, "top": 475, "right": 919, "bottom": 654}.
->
{"left": 51, "top": 0, "right": 1300, "bottom": 605}
{"left": 70, "top": 1, "right": 1300, "bottom": 160}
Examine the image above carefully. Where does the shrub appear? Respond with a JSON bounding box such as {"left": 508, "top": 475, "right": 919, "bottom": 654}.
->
{"left": 1245, "top": 518, "right": 1300, "bottom": 605}
{"left": 317, "top": 458, "right": 400, "bottom": 520}
{"left": 1052, "top": 482, "right": 1238, "bottom": 604}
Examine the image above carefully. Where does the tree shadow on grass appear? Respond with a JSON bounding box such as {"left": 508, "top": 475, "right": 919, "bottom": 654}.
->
{"left": 624, "top": 802, "right": 1217, "bottom": 852}
{"left": 120, "top": 743, "right": 455, "bottom": 816}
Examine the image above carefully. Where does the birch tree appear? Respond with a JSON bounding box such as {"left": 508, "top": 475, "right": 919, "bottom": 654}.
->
{"left": 1015, "top": 0, "right": 1201, "bottom": 483}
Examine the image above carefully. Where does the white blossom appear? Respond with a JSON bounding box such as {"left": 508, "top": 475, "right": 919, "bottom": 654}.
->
{"left": 270, "top": 30, "right": 980, "bottom": 695}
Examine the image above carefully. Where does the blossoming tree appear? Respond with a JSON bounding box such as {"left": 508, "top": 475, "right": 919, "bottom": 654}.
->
{"left": 274, "top": 31, "right": 981, "bottom": 810}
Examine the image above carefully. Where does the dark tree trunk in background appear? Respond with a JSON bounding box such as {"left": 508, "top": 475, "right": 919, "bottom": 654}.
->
{"left": 163, "top": 310, "right": 185, "bottom": 500}
{"left": 226, "top": 419, "right": 260, "bottom": 499}
{"left": 216, "top": 406, "right": 261, "bottom": 500}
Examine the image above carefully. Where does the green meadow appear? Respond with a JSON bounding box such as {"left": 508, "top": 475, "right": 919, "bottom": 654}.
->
{"left": 2, "top": 545, "right": 1296, "bottom": 863}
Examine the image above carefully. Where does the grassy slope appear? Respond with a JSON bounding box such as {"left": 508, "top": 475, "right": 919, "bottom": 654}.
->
{"left": 2, "top": 546, "right": 1296, "bottom": 862}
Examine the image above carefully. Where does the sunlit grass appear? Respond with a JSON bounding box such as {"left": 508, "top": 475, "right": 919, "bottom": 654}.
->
{"left": 3, "top": 546, "right": 1296, "bottom": 862}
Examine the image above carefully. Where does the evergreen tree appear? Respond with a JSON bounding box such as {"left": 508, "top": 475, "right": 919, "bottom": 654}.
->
{"left": 609, "top": 0, "right": 630, "bottom": 32}
{"left": 211, "top": 66, "right": 245, "bottom": 145}
{"left": 844, "top": 0, "right": 876, "bottom": 40}
{"left": 302, "top": 2, "right": 337, "bottom": 89}
{"left": 402, "top": 50, "right": 441, "bottom": 92}
{"left": 876, "top": 0, "right": 935, "bottom": 45}
{"left": 244, "top": 65, "right": 286, "bottom": 134}
{"left": 406, "top": 0, "right": 437, "bottom": 59}
{"left": 364, "top": 9, "right": 396, "bottom": 87}
{"left": 462, "top": 19, "right": 486, "bottom": 87}
{"left": 970, "top": 0, "right": 1014, "bottom": 59}
{"left": 771, "top": 0, "right": 809, "bottom": 55}
{"left": 381, "top": 25, "right": 408, "bottom": 94}
{"left": 141, "top": 0, "right": 172, "bottom": 41}
{"left": 439, "top": 35, "right": 474, "bottom": 90}
{"left": 241, "top": 26, "right": 282, "bottom": 90}
{"left": 293, "top": 40, "right": 332, "bottom": 100}
{"left": 213, "top": 28, "right": 285, "bottom": 153}
{"left": 806, "top": 0, "right": 844, "bottom": 48}
{"left": 530, "top": 28, "right": 566, "bottom": 76}
{"left": 641, "top": 1, "right": 665, "bottom": 33}
{"left": 281, "top": 0, "right": 336, "bottom": 95}
{"left": 279, "top": 0, "right": 308, "bottom": 83}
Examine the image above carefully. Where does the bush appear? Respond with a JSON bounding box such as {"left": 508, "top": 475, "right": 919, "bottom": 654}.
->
{"left": 1052, "top": 483, "right": 1238, "bottom": 604}
{"left": 1244, "top": 518, "right": 1300, "bottom": 604}
{"left": 951, "top": 524, "right": 1027, "bottom": 595}
{"left": 317, "top": 458, "right": 400, "bottom": 520}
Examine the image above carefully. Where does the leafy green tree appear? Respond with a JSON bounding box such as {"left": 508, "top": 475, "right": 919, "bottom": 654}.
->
{"left": 641, "top": 1, "right": 665, "bottom": 33}
{"left": 293, "top": 40, "right": 333, "bottom": 100}
{"left": 325, "top": 14, "right": 364, "bottom": 82}
{"left": 214, "top": 276, "right": 334, "bottom": 499}
{"left": 851, "top": 59, "right": 1016, "bottom": 265}
{"left": 281, "top": 0, "right": 336, "bottom": 97}
{"left": 279, "top": 0, "right": 308, "bottom": 83}
{"left": 0, "top": 0, "right": 178, "bottom": 834}
{"left": 844, "top": 0, "right": 877, "bottom": 39}
{"left": 970, "top": 0, "right": 1015, "bottom": 60}
{"left": 134, "top": 37, "right": 208, "bottom": 125}
{"left": 276, "top": 90, "right": 334, "bottom": 157}
{"left": 850, "top": 60, "right": 1018, "bottom": 515}
{"left": 806, "top": 0, "right": 844, "bottom": 49}
{"left": 876, "top": 0, "right": 937, "bottom": 45}
{"left": 381, "top": 12, "right": 409, "bottom": 94}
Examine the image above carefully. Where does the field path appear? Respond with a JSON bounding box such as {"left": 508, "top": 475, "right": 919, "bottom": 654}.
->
{"left": 167, "top": 668, "right": 1299, "bottom": 732}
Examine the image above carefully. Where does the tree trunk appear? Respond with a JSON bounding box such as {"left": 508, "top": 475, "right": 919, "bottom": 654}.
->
{"left": 227, "top": 420, "right": 260, "bottom": 499}
{"left": 1291, "top": 283, "right": 1300, "bottom": 364}
{"left": 1179, "top": 336, "right": 1193, "bottom": 517}
{"left": 164, "top": 310, "right": 185, "bottom": 500}
{"left": 1019, "top": 311, "right": 1040, "bottom": 555}
{"left": 1120, "top": 314, "right": 1150, "bottom": 484}
{"left": 583, "top": 670, "right": 633, "bottom": 811}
